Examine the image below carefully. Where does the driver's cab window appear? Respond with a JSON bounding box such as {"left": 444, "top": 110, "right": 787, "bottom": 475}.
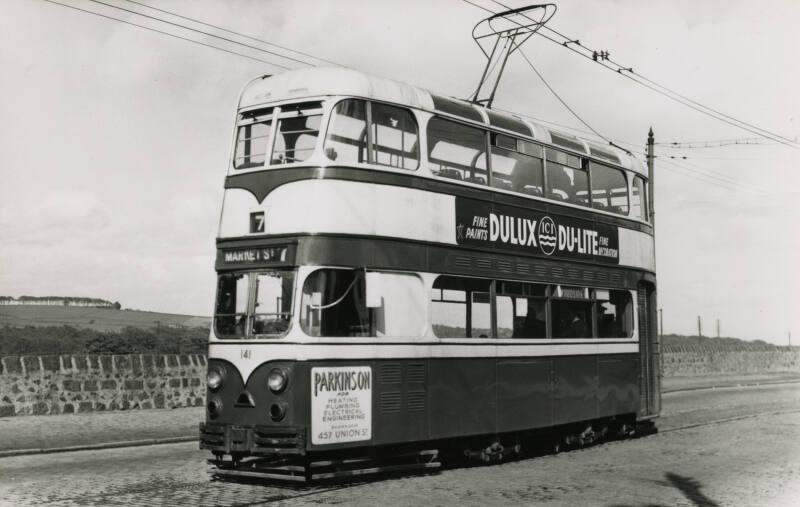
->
{"left": 252, "top": 272, "right": 294, "bottom": 336}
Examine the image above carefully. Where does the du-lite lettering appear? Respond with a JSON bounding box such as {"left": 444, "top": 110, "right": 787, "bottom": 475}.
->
{"left": 489, "top": 213, "right": 538, "bottom": 247}
{"left": 557, "top": 225, "right": 599, "bottom": 255}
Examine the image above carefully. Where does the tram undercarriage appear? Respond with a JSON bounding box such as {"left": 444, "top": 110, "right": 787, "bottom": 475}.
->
{"left": 203, "top": 415, "right": 657, "bottom": 483}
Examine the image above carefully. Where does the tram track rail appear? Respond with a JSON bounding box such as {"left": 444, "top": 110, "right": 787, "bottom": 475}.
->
{"left": 656, "top": 407, "right": 800, "bottom": 435}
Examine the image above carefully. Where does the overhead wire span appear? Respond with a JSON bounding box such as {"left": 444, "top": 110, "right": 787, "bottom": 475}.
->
{"left": 466, "top": 0, "right": 799, "bottom": 149}
{"left": 655, "top": 138, "right": 768, "bottom": 149}
{"left": 121, "top": 0, "right": 344, "bottom": 67}
{"left": 41, "top": 0, "right": 291, "bottom": 69}
{"left": 85, "top": 0, "right": 314, "bottom": 67}
{"left": 515, "top": 48, "right": 630, "bottom": 154}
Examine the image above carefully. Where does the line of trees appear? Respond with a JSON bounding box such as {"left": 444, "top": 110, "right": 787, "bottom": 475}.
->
{"left": 0, "top": 325, "right": 207, "bottom": 355}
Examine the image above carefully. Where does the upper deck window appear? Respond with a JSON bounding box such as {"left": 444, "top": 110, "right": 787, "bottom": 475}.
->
{"left": 428, "top": 117, "right": 488, "bottom": 185}
{"left": 370, "top": 103, "right": 419, "bottom": 169}
{"left": 631, "top": 175, "right": 648, "bottom": 221}
{"left": 545, "top": 148, "right": 589, "bottom": 207}
{"left": 490, "top": 133, "right": 544, "bottom": 195}
{"left": 271, "top": 102, "right": 322, "bottom": 165}
{"left": 233, "top": 108, "right": 273, "bottom": 169}
{"left": 324, "top": 99, "right": 419, "bottom": 170}
{"left": 590, "top": 162, "right": 629, "bottom": 215}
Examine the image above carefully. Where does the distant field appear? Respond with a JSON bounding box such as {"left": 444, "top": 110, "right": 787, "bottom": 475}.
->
{"left": 0, "top": 306, "right": 211, "bottom": 332}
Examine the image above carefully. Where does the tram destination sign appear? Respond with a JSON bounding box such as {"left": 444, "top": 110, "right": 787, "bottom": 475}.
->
{"left": 455, "top": 197, "right": 619, "bottom": 264}
{"left": 216, "top": 245, "right": 291, "bottom": 268}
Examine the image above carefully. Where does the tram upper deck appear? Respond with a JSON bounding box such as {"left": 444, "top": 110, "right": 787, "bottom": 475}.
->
{"left": 218, "top": 67, "right": 654, "bottom": 272}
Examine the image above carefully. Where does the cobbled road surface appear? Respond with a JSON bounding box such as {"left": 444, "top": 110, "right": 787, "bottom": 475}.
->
{"left": 0, "top": 383, "right": 798, "bottom": 506}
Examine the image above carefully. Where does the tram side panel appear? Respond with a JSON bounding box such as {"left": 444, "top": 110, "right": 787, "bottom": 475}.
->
{"left": 496, "top": 357, "right": 552, "bottom": 432}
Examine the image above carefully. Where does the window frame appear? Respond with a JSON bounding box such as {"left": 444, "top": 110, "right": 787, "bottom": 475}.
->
{"left": 430, "top": 275, "right": 637, "bottom": 341}
{"left": 426, "top": 115, "right": 490, "bottom": 185}
{"left": 324, "top": 98, "right": 420, "bottom": 171}
{"left": 231, "top": 101, "right": 324, "bottom": 172}
{"left": 589, "top": 161, "right": 631, "bottom": 216}
{"left": 213, "top": 269, "right": 296, "bottom": 340}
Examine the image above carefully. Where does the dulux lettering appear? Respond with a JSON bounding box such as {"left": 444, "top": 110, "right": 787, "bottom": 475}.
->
{"left": 489, "top": 213, "right": 537, "bottom": 247}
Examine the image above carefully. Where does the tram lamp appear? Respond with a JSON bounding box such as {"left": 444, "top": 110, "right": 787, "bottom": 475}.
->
{"left": 207, "top": 367, "right": 224, "bottom": 391}
{"left": 268, "top": 368, "right": 288, "bottom": 393}
{"left": 269, "top": 402, "right": 287, "bottom": 421}
{"left": 207, "top": 398, "right": 222, "bottom": 418}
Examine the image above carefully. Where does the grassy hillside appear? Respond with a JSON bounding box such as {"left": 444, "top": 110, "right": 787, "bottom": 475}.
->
{"left": 0, "top": 305, "right": 210, "bottom": 332}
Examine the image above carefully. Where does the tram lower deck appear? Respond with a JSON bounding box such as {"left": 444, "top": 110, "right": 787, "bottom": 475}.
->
{"left": 200, "top": 234, "right": 659, "bottom": 481}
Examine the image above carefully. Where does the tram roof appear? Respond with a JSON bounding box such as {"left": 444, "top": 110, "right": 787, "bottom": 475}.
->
{"left": 240, "top": 67, "right": 647, "bottom": 177}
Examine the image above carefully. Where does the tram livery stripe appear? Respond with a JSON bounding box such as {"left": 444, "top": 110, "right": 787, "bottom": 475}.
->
{"left": 209, "top": 341, "right": 639, "bottom": 383}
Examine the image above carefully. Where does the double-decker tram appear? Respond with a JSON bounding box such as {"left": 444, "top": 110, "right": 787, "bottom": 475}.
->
{"left": 200, "top": 67, "right": 660, "bottom": 481}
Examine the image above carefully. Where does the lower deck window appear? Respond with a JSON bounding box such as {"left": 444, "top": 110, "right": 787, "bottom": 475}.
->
{"left": 430, "top": 276, "right": 634, "bottom": 340}
{"left": 214, "top": 273, "right": 249, "bottom": 337}
{"left": 300, "top": 269, "right": 424, "bottom": 337}
{"left": 551, "top": 299, "right": 593, "bottom": 338}
{"left": 214, "top": 271, "right": 295, "bottom": 339}
{"left": 431, "top": 276, "right": 492, "bottom": 338}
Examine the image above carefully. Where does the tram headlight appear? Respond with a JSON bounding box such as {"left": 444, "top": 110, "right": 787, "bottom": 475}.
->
{"left": 268, "top": 368, "right": 288, "bottom": 393}
{"left": 207, "top": 368, "right": 224, "bottom": 391}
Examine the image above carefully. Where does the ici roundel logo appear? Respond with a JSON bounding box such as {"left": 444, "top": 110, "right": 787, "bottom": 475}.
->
{"left": 538, "top": 216, "right": 557, "bottom": 255}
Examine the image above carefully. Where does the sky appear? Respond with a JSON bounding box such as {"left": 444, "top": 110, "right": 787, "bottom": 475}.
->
{"left": 0, "top": 0, "right": 798, "bottom": 344}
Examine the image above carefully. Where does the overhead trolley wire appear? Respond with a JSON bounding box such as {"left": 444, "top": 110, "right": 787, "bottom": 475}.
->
{"left": 655, "top": 137, "right": 768, "bottom": 149}
{"left": 41, "top": 0, "right": 291, "bottom": 69}
{"left": 84, "top": 0, "right": 314, "bottom": 67}
{"left": 515, "top": 48, "right": 631, "bottom": 154}
{"left": 121, "top": 0, "right": 344, "bottom": 67}
{"left": 487, "top": 0, "right": 799, "bottom": 148}
{"left": 467, "top": 0, "right": 799, "bottom": 149}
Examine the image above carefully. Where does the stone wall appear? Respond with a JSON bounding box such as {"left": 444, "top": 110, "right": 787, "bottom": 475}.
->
{"left": 1, "top": 349, "right": 799, "bottom": 417}
{"left": 662, "top": 348, "right": 800, "bottom": 377}
{"left": 0, "top": 354, "right": 206, "bottom": 417}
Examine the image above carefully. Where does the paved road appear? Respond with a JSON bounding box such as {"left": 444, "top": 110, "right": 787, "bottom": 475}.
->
{"left": 0, "top": 383, "right": 798, "bottom": 506}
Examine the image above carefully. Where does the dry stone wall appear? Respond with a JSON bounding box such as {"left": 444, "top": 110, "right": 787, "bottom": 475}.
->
{"left": 0, "top": 354, "right": 206, "bottom": 417}
{"left": 661, "top": 348, "right": 800, "bottom": 377}
{"left": 1, "top": 349, "right": 799, "bottom": 417}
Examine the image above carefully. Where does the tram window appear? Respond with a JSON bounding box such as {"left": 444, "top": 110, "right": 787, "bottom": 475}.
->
{"left": 590, "top": 162, "right": 629, "bottom": 215}
{"left": 471, "top": 292, "right": 492, "bottom": 338}
{"left": 251, "top": 272, "right": 295, "bottom": 337}
{"left": 370, "top": 273, "right": 425, "bottom": 337}
{"left": 370, "top": 103, "right": 419, "bottom": 170}
{"left": 496, "top": 281, "right": 547, "bottom": 338}
{"left": 300, "top": 269, "right": 369, "bottom": 337}
{"left": 427, "top": 117, "right": 488, "bottom": 185}
{"left": 214, "top": 274, "right": 249, "bottom": 338}
{"left": 300, "top": 269, "right": 424, "bottom": 337}
{"left": 631, "top": 175, "right": 648, "bottom": 221}
{"left": 431, "top": 276, "right": 492, "bottom": 338}
{"left": 271, "top": 102, "right": 322, "bottom": 165}
{"left": 595, "top": 289, "right": 633, "bottom": 338}
{"left": 546, "top": 158, "right": 589, "bottom": 207}
{"left": 325, "top": 99, "right": 368, "bottom": 164}
{"left": 551, "top": 298, "right": 592, "bottom": 338}
{"left": 490, "top": 134, "right": 544, "bottom": 195}
{"left": 234, "top": 120, "right": 271, "bottom": 169}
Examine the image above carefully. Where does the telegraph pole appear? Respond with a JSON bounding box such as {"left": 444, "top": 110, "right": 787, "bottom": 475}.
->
{"left": 647, "top": 128, "right": 655, "bottom": 224}
{"left": 697, "top": 316, "right": 702, "bottom": 337}
{"left": 658, "top": 308, "right": 663, "bottom": 337}
{"left": 716, "top": 319, "right": 720, "bottom": 338}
